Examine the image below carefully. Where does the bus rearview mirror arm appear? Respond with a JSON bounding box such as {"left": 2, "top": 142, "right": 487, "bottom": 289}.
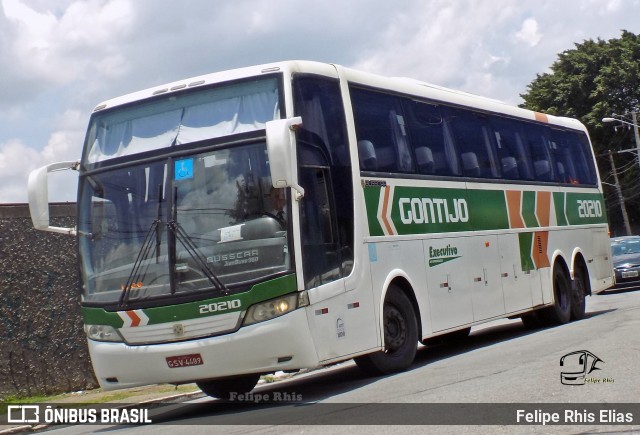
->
{"left": 266, "top": 117, "right": 305, "bottom": 200}
{"left": 28, "top": 160, "right": 80, "bottom": 236}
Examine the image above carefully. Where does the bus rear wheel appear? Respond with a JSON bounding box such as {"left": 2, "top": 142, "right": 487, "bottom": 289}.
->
{"left": 196, "top": 373, "right": 261, "bottom": 400}
{"left": 355, "top": 287, "right": 418, "bottom": 376}
{"left": 571, "top": 265, "right": 587, "bottom": 320}
{"left": 540, "top": 263, "right": 572, "bottom": 325}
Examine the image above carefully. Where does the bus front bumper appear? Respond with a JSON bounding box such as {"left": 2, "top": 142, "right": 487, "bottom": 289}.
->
{"left": 88, "top": 308, "right": 319, "bottom": 390}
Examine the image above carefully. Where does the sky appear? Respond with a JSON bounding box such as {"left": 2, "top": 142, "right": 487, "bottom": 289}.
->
{"left": 1, "top": 0, "right": 640, "bottom": 203}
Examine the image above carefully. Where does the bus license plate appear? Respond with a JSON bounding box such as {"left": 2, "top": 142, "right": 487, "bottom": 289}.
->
{"left": 166, "top": 354, "right": 203, "bottom": 368}
{"left": 622, "top": 270, "right": 639, "bottom": 278}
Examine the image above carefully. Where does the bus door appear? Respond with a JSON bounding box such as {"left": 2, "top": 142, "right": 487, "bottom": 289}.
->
{"left": 293, "top": 73, "right": 377, "bottom": 361}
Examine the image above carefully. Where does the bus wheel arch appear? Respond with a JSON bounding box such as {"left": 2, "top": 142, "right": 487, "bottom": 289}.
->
{"left": 354, "top": 278, "right": 419, "bottom": 376}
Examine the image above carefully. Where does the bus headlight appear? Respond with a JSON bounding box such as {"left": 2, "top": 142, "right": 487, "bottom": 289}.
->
{"left": 85, "top": 324, "right": 123, "bottom": 342}
{"left": 243, "top": 292, "right": 308, "bottom": 326}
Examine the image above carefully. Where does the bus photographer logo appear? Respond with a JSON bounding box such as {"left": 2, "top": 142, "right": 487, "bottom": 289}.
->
{"left": 5, "top": 405, "right": 152, "bottom": 425}
{"left": 560, "top": 350, "right": 608, "bottom": 385}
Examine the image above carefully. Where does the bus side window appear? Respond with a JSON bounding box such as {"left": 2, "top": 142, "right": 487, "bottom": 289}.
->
{"left": 351, "top": 87, "right": 415, "bottom": 174}
{"left": 298, "top": 166, "right": 340, "bottom": 287}
{"left": 521, "top": 122, "right": 555, "bottom": 183}
{"left": 445, "top": 107, "right": 497, "bottom": 179}
{"left": 572, "top": 131, "right": 598, "bottom": 185}
{"left": 389, "top": 110, "right": 414, "bottom": 172}
{"left": 403, "top": 100, "right": 456, "bottom": 176}
{"left": 490, "top": 117, "right": 534, "bottom": 181}
{"left": 549, "top": 129, "right": 597, "bottom": 185}
{"left": 294, "top": 74, "right": 354, "bottom": 287}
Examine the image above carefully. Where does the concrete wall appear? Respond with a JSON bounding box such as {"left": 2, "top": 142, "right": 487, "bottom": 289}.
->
{"left": 0, "top": 204, "right": 97, "bottom": 399}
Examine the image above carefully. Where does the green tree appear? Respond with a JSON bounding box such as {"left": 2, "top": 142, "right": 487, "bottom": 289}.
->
{"left": 520, "top": 30, "right": 640, "bottom": 235}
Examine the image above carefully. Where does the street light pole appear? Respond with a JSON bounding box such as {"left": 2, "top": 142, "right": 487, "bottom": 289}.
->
{"left": 603, "top": 111, "right": 640, "bottom": 159}
{"left": 632, "top": 111, "right": 640, "bottom": 160}
{"left": 608, "top": 150, "right": 632, "bottom": 236}
{"left": 602, "top": 111, "right": 640, "bottom": 235}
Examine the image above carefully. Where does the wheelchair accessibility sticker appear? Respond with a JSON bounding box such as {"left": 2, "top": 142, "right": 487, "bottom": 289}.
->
{"left": 175, "top": 158, "right": 194, "bottom": 181}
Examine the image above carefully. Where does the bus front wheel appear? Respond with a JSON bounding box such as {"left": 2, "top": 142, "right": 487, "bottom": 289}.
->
{"left": 355, "top": 287, "right": 418, "bottom": 376}
{"left": 196, "top": 373, "right": 261, "bottom": 400}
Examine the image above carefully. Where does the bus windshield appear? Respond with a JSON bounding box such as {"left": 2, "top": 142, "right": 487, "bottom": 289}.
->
{"left": 84, "top": 77, "right": 280, "bottom": 163}
{"left": 78, "top": 142, "right": 291, "bottom": 306}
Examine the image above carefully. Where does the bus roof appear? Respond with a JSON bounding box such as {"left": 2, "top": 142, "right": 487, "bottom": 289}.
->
{"left": 91, "top": 60, "right": 586, "bottom": 133}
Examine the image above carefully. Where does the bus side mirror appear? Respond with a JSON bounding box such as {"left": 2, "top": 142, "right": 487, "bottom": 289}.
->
{"left": 28, "top": 160, "right": 80, "bottom": 236}
{"left": 266, "top": 117, "right": 305, "bottom": 199}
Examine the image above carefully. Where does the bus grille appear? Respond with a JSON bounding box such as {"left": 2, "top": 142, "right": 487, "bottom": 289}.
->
{"left": 118, "top": 311, "right": 242, "bottom": 345}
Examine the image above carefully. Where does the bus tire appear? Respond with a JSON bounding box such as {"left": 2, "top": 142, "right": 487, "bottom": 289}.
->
{"left": 355, "top": 287, "right": 418, "bottom": 376}
{"left": 571, "top": 265, "right": 587, "bottom": 320}
{"left": 540, "top": 263, "right": 572, "bottom": 325}
{"left": 196, "top": 373, "right": 261, "bottom": 399}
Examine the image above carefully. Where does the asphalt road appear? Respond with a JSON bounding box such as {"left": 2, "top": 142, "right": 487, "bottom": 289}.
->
{"left": 40, "top": 287, "right": 640, "bottom": 434}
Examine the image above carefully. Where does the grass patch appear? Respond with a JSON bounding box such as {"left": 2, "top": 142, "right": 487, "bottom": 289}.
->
{"left": 261, "top": 375, "right": 278, "bottom": 383}
{"left": 1, "top": 384, "right": 200, "bottom": 407}
{"left": 2, "top": 392, "right": 69, "bottom": 404}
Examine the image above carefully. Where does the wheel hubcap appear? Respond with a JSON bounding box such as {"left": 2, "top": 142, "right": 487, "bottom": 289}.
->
{"left": 384, "top": 305, "right": 407, "bottom": 353}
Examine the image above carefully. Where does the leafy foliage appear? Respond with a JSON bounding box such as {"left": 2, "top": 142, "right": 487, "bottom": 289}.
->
{"left": 520, "top": 30, "right": 640, "bottom": 234}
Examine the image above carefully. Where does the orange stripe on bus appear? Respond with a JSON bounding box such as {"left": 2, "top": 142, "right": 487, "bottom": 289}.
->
{"left": 535, "top": 112, "right": 549, "bottom": 123}
{"left": 381, "top": 186, "right": 394, "bottom": 235}
{"left": 532, "top": 231, "right": 550, "bottom": 269}
{"left": 506, "top": 190, "right": 525, "bottom": 229}
{"left": 127, "top": 310, "right": 141, "bottom": 327}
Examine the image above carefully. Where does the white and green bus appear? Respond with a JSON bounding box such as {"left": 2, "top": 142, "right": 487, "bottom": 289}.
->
{"left": 28, "top": 61, "right": 614, "bottom": 398}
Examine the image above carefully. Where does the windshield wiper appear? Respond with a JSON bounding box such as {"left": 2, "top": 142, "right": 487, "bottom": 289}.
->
{"left": 119, "top": 186, "right": 164, "bottom": 307}
{"left": 119, "top": 218, "right": 161, "bottom": 307}
{"left": 167, "top": 220, "right": 229, "bottom": 295}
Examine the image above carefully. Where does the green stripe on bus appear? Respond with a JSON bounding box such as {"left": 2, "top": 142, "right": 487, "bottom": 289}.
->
{"left": 521, "top": 191, "right": 539, "bottom": 228}
{"left": 518, "top": 232, "right": 535, "bottom": 272}
{"left": 363, "top": 183, "right": 607, "bottom": 236}
{"left": 553, "top": 192, "right": 568, "bottom": 226}
{"left": 82, "top": 273, "right": 297, "bottom": 327}
{"left": 363, "top": 183, "right": 384, "bottom": 236}
{"left": 364, "top": 185, "right": 510, "bottom": 235}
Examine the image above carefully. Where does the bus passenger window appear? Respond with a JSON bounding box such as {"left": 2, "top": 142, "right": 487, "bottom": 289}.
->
{"left": 351, "top": 87, "right": 415, "bottom": 174}
{"left": 521, "top": 122, "right": 555, "bottom": 183}
{"left": 549, "top": 129, "right": 597, "bottom": 186}
{"left": 403, "top": 100, "right": 457, "bottom": 176}
{"left": 445, "top": 107, "right": 496, "bottom": 179}
{"left": 490, "top": 118, "right": 534, "bottom": 181}
{"left": 389, "top": 111, "right": 414, "bottom": 172}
